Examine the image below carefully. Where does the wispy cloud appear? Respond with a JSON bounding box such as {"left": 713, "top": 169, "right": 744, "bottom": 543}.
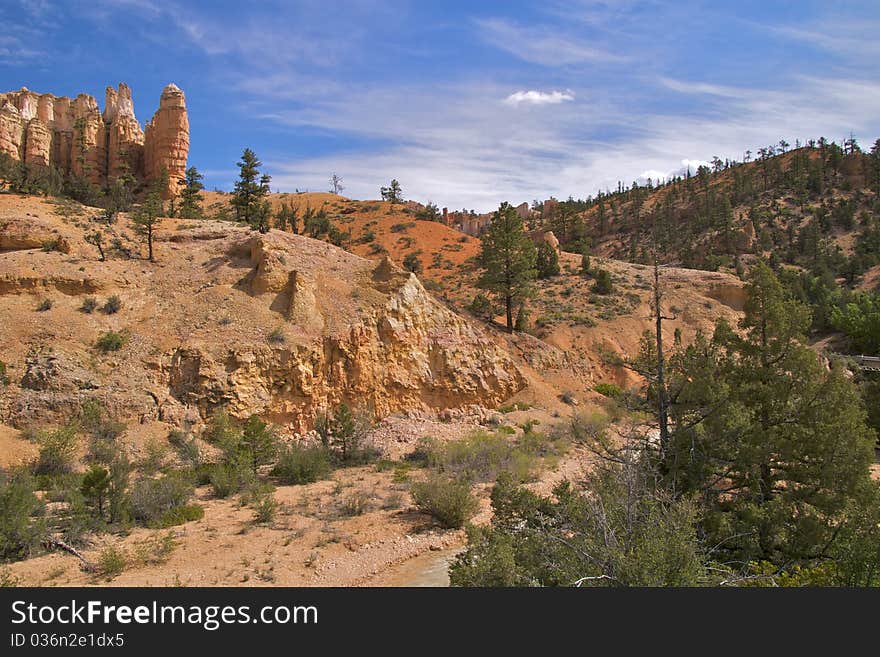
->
{"left": 504, "top": 90, "right": 575, "bottom": 106}
{"left": 257, "top": 73, "right": 880, "bottom": 211}
{"left": 659, "top": 77, "right": 743, "bottom": 99}
{"left": 0, "top": 35, "right": 47, "bottom": 66}
{"left": 32, "top": 1, "right": 879, "bottom": 212}
{"left": 769, "top": 19, "right": 880, "bottom": 59}
{"left": 476, "top": 18, "right": 624, "bottom": 66}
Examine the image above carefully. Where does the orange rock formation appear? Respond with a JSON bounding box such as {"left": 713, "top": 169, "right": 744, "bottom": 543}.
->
{"left": 0, "top": 82, "right": 188, "bottom": 198}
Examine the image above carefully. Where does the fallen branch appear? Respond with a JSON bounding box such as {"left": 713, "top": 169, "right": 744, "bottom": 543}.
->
{"left": 42, "top": 538, "right": 97, "bottom": 573}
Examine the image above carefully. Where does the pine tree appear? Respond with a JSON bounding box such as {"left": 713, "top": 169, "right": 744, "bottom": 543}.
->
{"left": 85, "top": 231, "right": 105, "bottom": 261}
{"left": 275, "top": 201, "right": 299, "bottom": 233}
{"left": 380, "top": 179, "right": 403, "bottom": 204}
{"left": 81, "top": 466, "right": 111, "bottom": 519}
{"left": 238, "top": 415, "right": 279, "bottom": 476}
{"left": 591, "top": 269, "right": 613, "bottom": 294}
{"left": 232, "top": 149, "right": 271, "bottom": 230}
{"left": 178, "top": 166, "right": 205, "bottom": 219}
{"left": 476, "top": 202, "right": 537, "bottom": 332}
{"left": 132, "top": 191, "right": 163, "bottom": 262}
{"left": 667, "top": 262, "right": 876, "bottom": 564}
{"left": 535, "top": 241, "right": 560, "bottom": 278}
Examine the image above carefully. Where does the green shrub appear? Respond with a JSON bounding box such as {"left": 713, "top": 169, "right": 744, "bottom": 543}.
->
{"left": 405, "top": 436, "right": 437, "bottom": 466}
{"left": 498, "top": 401, "right": 531, "bottom": 413}
{"left": 403, "top": 252, "right": 422, "bottom": 274}
{"left": 80, "top": 402, "right": 125, "bottom": 465}
{"left": 591, "top": 269, "right": 614, "bottom": 295}
{"left": 129, "top": 472, "right": 194, "bottom": 526}
{"left": 570, "top": 411, "right": 611, "bottom": 444}
{"left": 340, "top": 491, "right": 372, "bottom": 517}
{"left": 96, "top": 545, "right": 127, "bottom": 580}
{"left": 468, "top": 293, "right": 493, "bottom": 321}
{"left": 314, "top": 403, "right": 376, "bottom": 464}
{"left": 1, "top": 567, "right": 21, "bottom": 586}
{"left": 80, "top": 466, "right": 111, "bottom": 519}
{"left": 0, "top": 471, "right": 46, "bottom": 562}
{"left": 271, "top": 445, "right": 332, "bottom": 485}
{"left": 31, "top": 425, "right": 78, "bottom": 477}
{"left": 382, "top": 492, "right": 405, "bottom": 510}
{"left": 411, "top": 475, "right": 478, "bottom": 528}
{"left": 449, "top": 467, "right": 706, "bottom": 587}
{"left": 102, "top": 295, "right": 122, "bottom": 314}
{"left": 251, "top": 495, "right": 279, "bottom": 524}
{"left": 95, "top": 331, "right": 126, "bottom": 353}
{"left": 36, "top": 298, "right": 53, "bottom": 312}
{"left": 594, "top": 382, "right": 623, "bottom": 399}
{"left": 80, "top": 297, "right": 98, "bottom": 313}
{"left": 581, "top": 253, "right": 592, "bottom": 276}
{"left": 428, "top": 431, "right": 529, "bottom": 483}
{"left": 0, "top": 361, "right": 8, "bottom": 386}
{"left": 157, "top": 503, "right": 204, "bottom": 528}
{"left": 132, "top": 532, "right": 177, "bottom": 566}
{"left": 208, "top": 462, "right": 252, "bottom": 498}
{"left": 517, "top": 428, "right": 567, "bottom": 459}
{"left": 204, "top": 410, "right": 239, "bottom": 446}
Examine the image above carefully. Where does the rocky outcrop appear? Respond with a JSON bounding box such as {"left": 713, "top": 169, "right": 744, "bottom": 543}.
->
{"left": 24, "top": 119, "right": 52, "bottom": 167}
{"left": 0, "top": 101, "right": 24, "bottom": 160}
{"left": 0, "top": 83, "right": 187, "bottom": 195}
{"left": 0, "top": 218, "right": 525, "bottom": 433}
{"left": 104, "top": 83, "right": 144, "bottom": 181}
{"left": 159, "top": 245, "right": 526, "bottom": 431}
{"left": 144, "top": 84, "right": 189, "bottom": 198}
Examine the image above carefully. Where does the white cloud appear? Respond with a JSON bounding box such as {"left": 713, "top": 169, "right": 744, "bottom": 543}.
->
{"left": 71, "top": 1, "right": 880, "bottom": 212}
{"left": 678, "top": 159, "right": 710, "bottom": 174}
{"left": 637, "top": 169, "right": 670, "bottom": 184}
{"left": 255, "top": 73, "right": 880, "bottom": 212}
{"left": 504, "top": 90, "right": 575, "bottom": 106}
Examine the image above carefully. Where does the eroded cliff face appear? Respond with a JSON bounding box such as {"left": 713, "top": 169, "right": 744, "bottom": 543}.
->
{"left": 0, "top": 207, "right": 525, "bottom": 433}
{"left": 157, "top": 244, "right": 525, "bottom": 431}
{"left": 0, "top": 82, "right": 188, "bottom": 197}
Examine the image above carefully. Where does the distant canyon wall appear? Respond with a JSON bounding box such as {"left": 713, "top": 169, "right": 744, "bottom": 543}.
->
{"left": 0, "top": 82, "right": 189, "bottom": 198}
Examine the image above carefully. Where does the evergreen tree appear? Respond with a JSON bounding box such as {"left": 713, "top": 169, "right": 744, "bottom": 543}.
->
{"left": 591, "top": 269, "right": 613, "bottom": 294}
{"left": 535, "top": 241, "right": 560, "bottom": 278}
{"left": 667, "top": 262, "right": 876, "bottom": 564}
{"left": 580, "top": 252, "right": 592, "bottom": 276}
{"left": 870, "top": 138, "right": 880, "bottom": 193}
{"left": 380, "top": 179, "right": 403, "bottom": 204}
{"left": 81, "top": 466, "right": 111, "bottom": 519}
{"left": 238, "top": 415, "right": 279, "bottom": 476}
{"left": 132, "top": 191, "right": 163, "bottom": 261}
{"left": 85, "top": 231, "right": 105, "bottom": 261}
{"left": 476, "top": 202, "right": 537, "bottom": 332}
{"left": 106, "top": 175, "right": 134, "bottom": 216}
{"left": 450, "top": 464, "right": 707, "bottom": 587}
{"left": 831, "top": 292, "right": 880, "bottom": 354}
{"left": 232, "top": 149, "right": 271, "bottom": 230}
{"left": 275, "top": 201, "right": 299, "bottom": 233}
{"left": 178, "top": 166, "right": 205, "bottom": 219}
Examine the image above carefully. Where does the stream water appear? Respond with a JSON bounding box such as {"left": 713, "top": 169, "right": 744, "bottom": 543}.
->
{"left": 380, "top": 547, "right": 463, "bottom": 587}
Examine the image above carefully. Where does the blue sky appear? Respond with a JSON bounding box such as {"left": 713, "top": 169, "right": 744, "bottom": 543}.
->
{"left": 2, "top": 0, "right": 880, "bottom": 211}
